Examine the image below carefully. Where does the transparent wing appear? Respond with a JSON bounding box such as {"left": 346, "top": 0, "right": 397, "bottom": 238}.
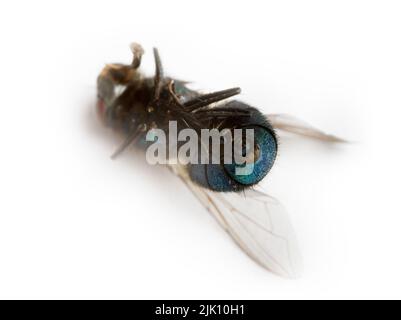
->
{"left": 169, "top": 164, "right": 302, "bottom": 278}
{"left": 267, "top": 113, "right": 346, "bottom": 143}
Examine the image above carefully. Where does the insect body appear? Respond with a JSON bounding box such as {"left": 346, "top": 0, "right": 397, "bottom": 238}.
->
{"left": 98, "top": 44, "right": 278, "bottom": 192}
{"left": 97, "top": 43, "right": 343, "bottom": 277}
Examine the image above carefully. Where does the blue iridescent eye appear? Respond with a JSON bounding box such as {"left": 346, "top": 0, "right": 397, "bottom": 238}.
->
{"left": 224, "top": 126, "right": 277, "bottom": 186}
{"left": 188, "top": 103, "right": 277, "bottom": 192}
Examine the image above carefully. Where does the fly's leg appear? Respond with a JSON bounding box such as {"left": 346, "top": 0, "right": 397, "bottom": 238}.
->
{"left": 130, "top": 42, "right": 144, "bottom": 69}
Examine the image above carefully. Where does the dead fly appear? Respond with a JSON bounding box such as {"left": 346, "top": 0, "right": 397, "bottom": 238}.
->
{"left": 96, "top": 43, "right": 344, "bottom": 277}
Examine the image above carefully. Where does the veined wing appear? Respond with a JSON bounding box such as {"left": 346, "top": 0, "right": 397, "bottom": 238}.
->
{"left": 267, "top": 113, "right": 346, "bottom": 143}
{"left": 169, "top": 164, "right": 302, "bottom": 278}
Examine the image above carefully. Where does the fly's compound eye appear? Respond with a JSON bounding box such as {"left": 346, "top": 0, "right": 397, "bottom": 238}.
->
{"left": 224, "top": 126, "right": 277, "bottom": 186}
{"left": 188, "top": 104, "right": 278, "bottom": 192}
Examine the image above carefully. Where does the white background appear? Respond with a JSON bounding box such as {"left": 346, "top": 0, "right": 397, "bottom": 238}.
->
{"left": 0, "top": 0, "right": 400, "bottom": 299}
